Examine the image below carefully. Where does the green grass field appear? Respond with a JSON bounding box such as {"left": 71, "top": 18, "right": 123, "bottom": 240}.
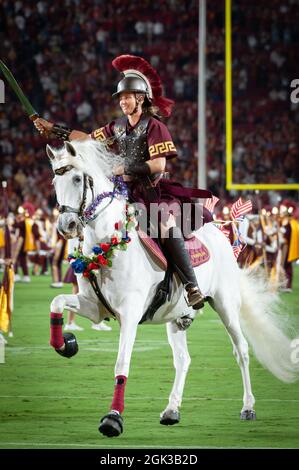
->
{"left": 1, "top": 265, "right": 299, "bottom": 449}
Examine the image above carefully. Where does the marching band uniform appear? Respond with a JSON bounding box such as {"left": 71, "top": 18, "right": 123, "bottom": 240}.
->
{"left": 50, "top": 213, "right": 67, "bottom": 288}
{"left": 279, "top": 209, "right": 299, "bottom": 291}
{"left": 238, "top": 216, "right": 259, "bottom": 268}
{"left": 12, "top": 210, "right": 36, "bottom": 282}
{"left": 32, "top": 210, "right": 51, "bottom": 275}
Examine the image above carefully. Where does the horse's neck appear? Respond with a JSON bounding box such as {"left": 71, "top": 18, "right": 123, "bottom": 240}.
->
{"left": 83, "top": 195, "right": 126, "bottom": 252}
{"left": 82, "top": 188, "right": 148, "bottom": 273}
{"left": 92, "top": 172, "right": 113, "bottom": 196}
{"left": 95, "top": 198, "right": 125, "bottom": 240}
{"left": 84, "top": 220, "right": 154, "bottom": 287}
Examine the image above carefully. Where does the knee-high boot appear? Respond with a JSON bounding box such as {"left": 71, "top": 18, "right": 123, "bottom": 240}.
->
{"left": 163, "top": 226, "right": 205, "bottom": 309}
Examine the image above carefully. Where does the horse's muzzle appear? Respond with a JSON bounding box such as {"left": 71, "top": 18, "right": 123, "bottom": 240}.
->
{"left": 57, "top": 214, "right": 83, "bottom": 239}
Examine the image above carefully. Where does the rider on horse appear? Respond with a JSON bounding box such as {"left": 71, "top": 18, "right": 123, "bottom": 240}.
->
{"left": 34, "top": 55, "right": 211, "bottom": 310}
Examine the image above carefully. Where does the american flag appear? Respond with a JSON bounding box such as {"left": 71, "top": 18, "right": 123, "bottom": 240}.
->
{"left": 219, "top": 225, "right": 230, "bottom": 239}
{"left": 231, "top": 198, "right": 252, "bottom": 220}
{"left": 204, "top": 195, "right": 219, "bottom": 213}
{"left": 232, "top": 245, "right": 242, "bottom": 259}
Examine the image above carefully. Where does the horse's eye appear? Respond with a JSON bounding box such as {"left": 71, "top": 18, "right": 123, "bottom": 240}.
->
{"left": 73, "top": 176, "right": 81, "bottom": 184}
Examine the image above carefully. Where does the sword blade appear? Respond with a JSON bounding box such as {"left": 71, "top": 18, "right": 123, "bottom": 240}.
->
{"left": 0, "top": 60, "right": 38, "bottom": 119}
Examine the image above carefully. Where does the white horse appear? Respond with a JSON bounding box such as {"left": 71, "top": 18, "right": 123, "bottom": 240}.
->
{"left": 47, "top": 139, "right": 298, "bottom": 438}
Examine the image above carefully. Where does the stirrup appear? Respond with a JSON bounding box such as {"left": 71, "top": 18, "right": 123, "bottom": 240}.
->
{"left": 186, "top": 286, "right": 205, "bottom": 310}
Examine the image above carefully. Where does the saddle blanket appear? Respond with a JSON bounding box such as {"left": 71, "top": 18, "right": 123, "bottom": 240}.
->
{"left": 137, "top": 228, "right": 210, "bottom": 271}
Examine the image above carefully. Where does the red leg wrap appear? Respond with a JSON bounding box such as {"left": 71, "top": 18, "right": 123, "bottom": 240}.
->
{"left": 50, "top": 312, "right": 64, "bottom": 349}
{"left": 111, "top": 375, "right": 127, "bottom": 414}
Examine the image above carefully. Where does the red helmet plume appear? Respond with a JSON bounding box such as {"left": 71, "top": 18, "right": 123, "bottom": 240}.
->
{"left": 112, "top": 55, "right": 174, "bottom": 117}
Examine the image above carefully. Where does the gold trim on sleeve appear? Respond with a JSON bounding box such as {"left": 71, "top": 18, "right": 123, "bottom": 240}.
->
{"left": 149, "top": 141, "right": 176, "bottom": 158}
{"left": 93, "top": 128, "right": 106, "bottom": 141}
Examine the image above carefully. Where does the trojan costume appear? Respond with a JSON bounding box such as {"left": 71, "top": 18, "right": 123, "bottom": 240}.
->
{"left": 91, "top": 55, "right": 212, "bottom": 309}
{"left": 52, "top": 55, "right": 213, "bottom": 309}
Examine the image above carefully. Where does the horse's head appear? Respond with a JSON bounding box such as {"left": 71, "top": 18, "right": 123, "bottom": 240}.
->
{"left": 48, "top": 141, "right": 90, "bottom": 239}
{"left": 49, "top": 139, "right": 125, "bottom": 239}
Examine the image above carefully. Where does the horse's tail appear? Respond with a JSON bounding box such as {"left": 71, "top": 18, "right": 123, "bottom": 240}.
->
{"left": 239, "top": 268, "right": 299, "bottom": 383}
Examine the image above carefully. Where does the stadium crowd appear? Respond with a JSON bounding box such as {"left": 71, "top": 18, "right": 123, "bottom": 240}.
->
{"left": 0, "top": 0, "right": 299, "bottom": 218}
{"left": 206, "top": 0, "right": 299, "bottom": 199}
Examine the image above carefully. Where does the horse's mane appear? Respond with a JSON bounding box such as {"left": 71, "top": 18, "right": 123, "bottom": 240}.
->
{"left": 52, "top": 140, "right": 123, "bottom": 179}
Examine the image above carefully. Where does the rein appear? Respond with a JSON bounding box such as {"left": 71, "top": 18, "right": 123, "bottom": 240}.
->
{"left": 83, "top": 176, "right": 128, "bottom": 222}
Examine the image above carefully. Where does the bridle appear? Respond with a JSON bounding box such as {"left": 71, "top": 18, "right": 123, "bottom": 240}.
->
{"left": 54, "top": 165, "right": 94, "bottom": 225}
{"left": 54, "top": 165, "right": 128, "bottom": 226}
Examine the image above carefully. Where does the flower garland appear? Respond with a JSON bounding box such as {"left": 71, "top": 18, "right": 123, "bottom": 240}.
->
{"left": 83, "top": 176, "right": 128, "bottom": 222}
{"left": 68, "top": 204, "right": 136, "bottom": 278}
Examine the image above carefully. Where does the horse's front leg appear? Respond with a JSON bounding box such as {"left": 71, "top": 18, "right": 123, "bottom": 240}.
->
{"left": 49, "top": 293, "right": 100, "bottom": 357}
{"left": 160, "top": 320, "right": 191, "bottom": 426}
{"left": 99, "top": 309, "right": 139, "bottom": 438}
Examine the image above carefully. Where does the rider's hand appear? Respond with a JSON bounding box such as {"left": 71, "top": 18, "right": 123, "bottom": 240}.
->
{"left": 34, "top": 117, "right": 54, "bottom": 136}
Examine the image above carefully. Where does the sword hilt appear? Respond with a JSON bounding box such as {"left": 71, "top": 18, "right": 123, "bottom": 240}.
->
{"left": 30, "top": 114, "right": 51, "bottom": 138}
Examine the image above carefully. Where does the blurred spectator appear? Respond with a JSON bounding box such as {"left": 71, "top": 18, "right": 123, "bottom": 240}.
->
{"left": 0, "top": 0, "right": 298, "bottom": 218}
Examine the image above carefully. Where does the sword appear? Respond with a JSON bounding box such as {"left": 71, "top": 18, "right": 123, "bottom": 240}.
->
{"left": 0, "top": 59, "right": 39, "bottom": 121}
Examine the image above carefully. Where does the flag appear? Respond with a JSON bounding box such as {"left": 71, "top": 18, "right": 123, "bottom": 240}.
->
{"left": 219, "top": 225, "right": 230, "bottom": 239}
{"left": 231, "top": 198, "right": 252, "bottom": 220}
{"left": 232, "top": 245, "right": 242, "bottom": 259}
{"left": 0, "top": 224, "right": 14, "bottom": 333}
{"left": 0, "top": 265, "right": 14, "bottom": 333}
{"left": 204, "top": 195, "right": 219, "bottom": 213}
{"left": 0, "top": 182, "right": 14, "bottom": 334}
{"left": 288, "top": 219, "right": 299, "bottom": 263}
{"left": 217, "top": 198, "right": 253, "bottom": 260}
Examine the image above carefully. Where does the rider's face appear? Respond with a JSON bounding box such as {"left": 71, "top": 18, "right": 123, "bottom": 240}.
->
{"left": 119, "top": 92, "right": 137, "bottom": 115}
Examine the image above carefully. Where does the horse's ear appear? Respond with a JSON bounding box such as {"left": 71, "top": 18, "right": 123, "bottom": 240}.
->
{"left": 65, "top": 141, "right": 77, "bottom": 157}
{"left": 46, "top": 144, "right": 56, "bottom": 160}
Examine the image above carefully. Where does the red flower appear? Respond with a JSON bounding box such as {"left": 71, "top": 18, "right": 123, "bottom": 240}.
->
{"left": 111, "top": 236, "right": 119, "bottom": 245}
{"left": 97, "top": 255, "right": 108, "bottom": 266}
{"left": 87, "top": 262, "right": 99, "bottom": 271}
{"left": 83, "top": 271, "right": 90, "bottom": 278}
{"left": 99, "top": 243, "right": 110, "bottom": 252}
{"left": 114, "top": 221, "right": 123, "bottom": 230}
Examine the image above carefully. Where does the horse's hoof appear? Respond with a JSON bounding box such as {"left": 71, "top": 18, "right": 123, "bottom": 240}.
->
{"left": 175, "top": 316, "right": 194, "bottom": 331}
{"left": 99, "top": 411, "right": 123, "bottom": 437}
{"left": 240, "top": 409, "right": 256, "bottom": 420}
{"left": 55, "top": 333, "right": 78, "bottom": 358}
{"left": 160, "top": 409, "right": 180, "bottom": 425}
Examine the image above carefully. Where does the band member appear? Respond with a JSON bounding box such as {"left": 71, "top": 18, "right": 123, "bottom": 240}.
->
{"left": 12, "top": 207, "right": 35, "bottom": 282}
{"left": 279, "top": 205, "right": 299, "bottom": 292}
{"left": 50, "top": 208, "right": 66, "bottom": 288}
{"left": 32, "top": 209, "right": 51, "bottom": 275}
